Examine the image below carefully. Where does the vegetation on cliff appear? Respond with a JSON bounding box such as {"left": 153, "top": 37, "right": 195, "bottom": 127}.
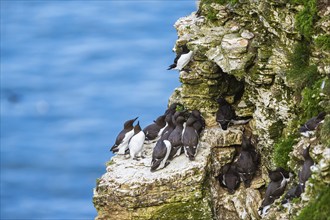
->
{"left": 296, "top": 185, "right": 330, "bottom": 220}
{"left": 273, "top": 135, "right": 298, "bottom": 170}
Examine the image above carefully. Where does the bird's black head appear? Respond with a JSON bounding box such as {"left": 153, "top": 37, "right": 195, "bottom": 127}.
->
{"left": 124, "top": 117, "right": 138, "bottom": 129}
{"left": 134, "top": 121, "right": 142, "bottom": 133}
{"left": 150, "top": 159, "right": 161, "bottom": 172}
{"left": 268, "top": 167, "right": 289, "bottom": 181}
{"left": 186, "top": 115, "right": 197, "bottom": 126}
{"left": 191, "top": 110, "right": 201, "bottom": 118}
{"left": 184, "top": 146, "right": 197, "bottom": 161}
{"left": 155, "top": 115, "right": 166, "bottom": 126}
{"left": 176, "top": 116, "right": 186, "bottom": 126}
{"left": 277, "top": 167, "right": 290, "bottom": 178}
{"left": 165, "top": 113, "right": 175, "bottom": 127}
{"left": 241, "top": 135, "right": 253, "bottom": 150}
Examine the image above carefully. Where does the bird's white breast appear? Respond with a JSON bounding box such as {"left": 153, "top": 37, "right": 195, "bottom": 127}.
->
{"left": 175, "top": 51, "right": 193, "bottom": 70}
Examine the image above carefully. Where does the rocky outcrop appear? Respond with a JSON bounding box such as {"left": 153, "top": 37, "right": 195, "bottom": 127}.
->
{"left": 94, "top": 128, "right": 243, "bottom": 220}
{"left": 94, "top": 1, "right": 329, "bottom": 219}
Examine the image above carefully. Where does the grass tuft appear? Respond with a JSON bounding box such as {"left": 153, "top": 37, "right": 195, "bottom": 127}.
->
{"left": 294, "top": 0, "right": 318, "bottom": 40}
{"left": 299, "top": 79, "right": 324, "bottom": 123}
{"left": 286, "top": 41, "right": 319, "bottom": 90}
{"left": 315, "top": 34, "right": 330, "bottom": 51}
{"left": 273, "top": 135, "right": 298, "bottom": 170}
{"left": 296, "top": 186, "right": 330, "bottom": 220}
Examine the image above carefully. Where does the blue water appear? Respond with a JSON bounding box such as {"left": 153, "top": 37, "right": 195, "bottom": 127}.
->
{"left": 1, "top": 1, "right": 195, "bottom": 219}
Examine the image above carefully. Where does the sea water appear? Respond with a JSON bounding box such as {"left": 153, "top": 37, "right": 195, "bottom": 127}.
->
{"left": 1, "top": 1, "right": 195, "bottom": 219}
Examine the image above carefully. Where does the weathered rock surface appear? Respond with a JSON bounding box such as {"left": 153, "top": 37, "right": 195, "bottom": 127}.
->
{"left": 93, "top": 126, "right": 245, "bottom": 220}
{"left": 94, "top": 1, "right": 329, "bottom": 219}
{"left": 94, "top": 142, "right": 211, "bottom": 219}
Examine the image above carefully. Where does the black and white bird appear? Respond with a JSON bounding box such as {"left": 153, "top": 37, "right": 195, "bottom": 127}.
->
{"left": 298, "top": 146, "right": 314, "bottom": 192}
{"left": 150, "top": 113, "right": 176, "bottom": 171}
{"left": 143, "top": 115, "right": 167, "bottom": 143}
{"left": 282, "top": 147, "right": 313, "bottom": 205}
{"left": 172, "top": 110, "right": 188, "bottom": 126}
{"left": 128, "top": 121, "right": 145, "bottom": 160}
{"left": 110, "top": 117, "right": 138, "bottom": 155}
{"left": 282, "top": 184, "right": 302, "bottom": 205}
{"left": 259, "top": 167, "right": 290, "bottom": 216}
{"left": 235, "top": 135, "right": 259, "bottom": 187}
{"left": 299, "top": 112, "right": 326, "bottom": 137}
{"left": 167, "top": 45, "right": 194, "bottom": 71}
{"left": 216, "top": 97, "right": 236, "bottom": 130}
{"left": 160, "top": 112, "right": 175, "bottom": 140}
{"left": 218, "top": 163, "right": 241, "bottom": 194}
{"left": 191, "top": 110, "right": 205, "bottom": 136}
{"left": 168, "top": 116, "right": 186, "bottom": 160}
{"left": 182, "top": 115, "right": 199, "bottom": 161}
{"left": 150, "top": 139, "right": 172, "bottom": 172}
{"left": 224, "top": 76, "right": 245, "bottom": 103}
{"left": 216, "top": 97, "right": 252, "bottom": 130}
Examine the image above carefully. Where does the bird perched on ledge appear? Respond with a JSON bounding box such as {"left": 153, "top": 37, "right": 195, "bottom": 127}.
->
{"left": 167, "top": 45, "right": 193, "bottom": 71}
{"left": 128, "top": 121, "right": 145, "bottom": 160}
{"left": 143, "top": 115, "right": 167, "bottom": 143}
{"left": 216, "top": 97, "right": 252, "bottom": 130}
{"left": 150, "top": 139, "right": 172, "bottom": 172}
{"left": 218, "top": 163, "right": 241, "bottom": 194}
{"left": 235, "top": 135, "right": 259, "bottom": 187}
{"left": 259, "top": 167, "right": 290, "bottom": 217}
{"left": 298, "top": 145, "right": 314, "bottom": 192}
{"left": 216, "top": 97, "right": 236, "bottom": 130}
{"left": 191, "top": 110, "right": 205, "bottom": 136}
{"left": 299, "top": 112, "right": 326, "bottom": 137}
{"left": 168, "top": 116, "right": 186, "bottom": 160}
{"left": 182, "top": 114, "right": 199, "bottom": 161}
{"left": 110, "top": 117, "right": 138, "bottom": 155}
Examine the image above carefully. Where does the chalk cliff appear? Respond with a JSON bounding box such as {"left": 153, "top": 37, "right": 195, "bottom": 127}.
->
{"left": 93, "top": 1, "right": 330, "bottom": 219}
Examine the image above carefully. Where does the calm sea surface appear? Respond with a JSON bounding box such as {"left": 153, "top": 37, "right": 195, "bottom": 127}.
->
{"left": 1, "top": 1, "right": 195, "bottom": 219}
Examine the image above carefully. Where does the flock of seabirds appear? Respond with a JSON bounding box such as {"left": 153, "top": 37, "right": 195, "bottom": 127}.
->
{"left": 108, "top": 45, "right": 327, "bottom": 217}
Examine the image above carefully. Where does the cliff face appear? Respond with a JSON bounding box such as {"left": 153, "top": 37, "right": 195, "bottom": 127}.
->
{"left": 93, "top": 1, "right": 330, "bottom": 219}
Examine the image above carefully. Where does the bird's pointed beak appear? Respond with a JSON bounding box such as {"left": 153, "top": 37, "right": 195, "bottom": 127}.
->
{"left": 133, "top": 117, "right": 138, "bottom": 122}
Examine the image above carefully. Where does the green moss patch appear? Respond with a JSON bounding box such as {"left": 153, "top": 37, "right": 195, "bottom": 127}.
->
{"left": 296, "top": 186, "right": 330, "bottom": 220}
{"left": 150, "top": 199, "right": 212, "bottom": 220}
{"left": 205, "top": 7, "right": 218, "bottom": 21}
{"left": 299, "top": 79, "right": 325, "bottom": 124}
{"left": 291, "top": 0, "right": 318, "bottom": 40}
{"left": 273, "top": 134, "right": 298, "bottom": 170}
{"left": 175, "top": 104, "right": 185, "bottom": 112}
{"left": 315, "top": 34, "right": 330, "bottom": 51}
{"left": 286, "top": 41, "right": 319, "bottom": 91}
